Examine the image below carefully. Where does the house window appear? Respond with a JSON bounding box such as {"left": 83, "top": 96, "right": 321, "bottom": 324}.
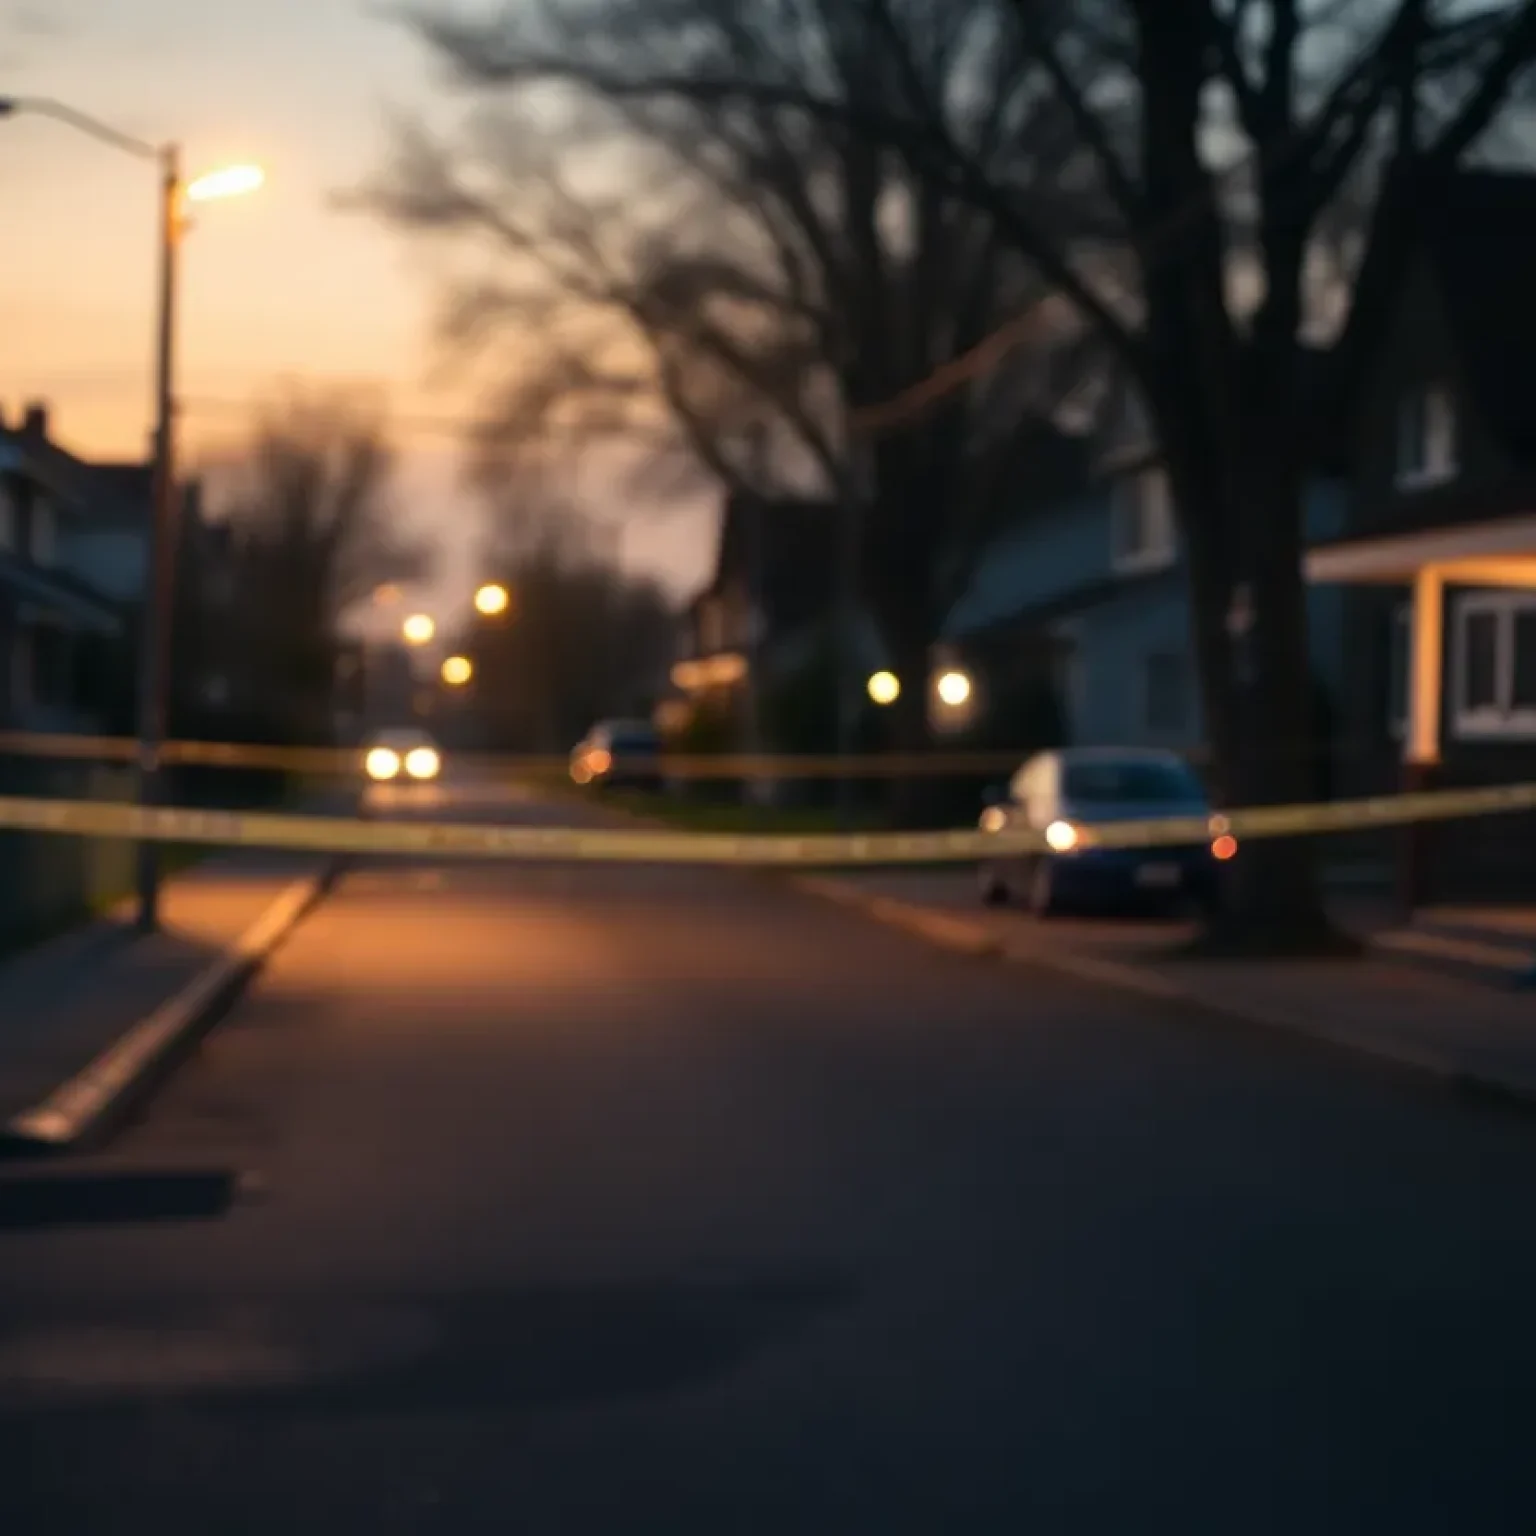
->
{"left": 1111, "top": 468, "right": 1175, "bottom": 573}
{"left": 1451, "top": 592, "right": 1536, "bottom": 737}
{"left": 1143, "top": 651, "right": 1189, "bottom": 733}
{"left": 0, "top": 483, "right": 15, "bottom": 552}
{"left": 1396, "top": 384, "right": 1457, "bottom": 487}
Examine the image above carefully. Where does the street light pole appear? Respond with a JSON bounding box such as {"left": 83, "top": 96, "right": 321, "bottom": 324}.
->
{"left": 1, "top": 97, "right": 262, "bottom": 931}
{"left": 133, "top": 142, "right": 182, "bottom": 930}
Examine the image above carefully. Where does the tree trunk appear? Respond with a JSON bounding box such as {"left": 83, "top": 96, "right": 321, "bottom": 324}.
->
{"left": 1176, "top": 396, "right": 1348, "bottom": 956}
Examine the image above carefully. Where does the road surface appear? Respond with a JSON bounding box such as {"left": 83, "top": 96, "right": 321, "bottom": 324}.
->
{"left": 3, "top": 777, "right": 1536, "bottom": 1532}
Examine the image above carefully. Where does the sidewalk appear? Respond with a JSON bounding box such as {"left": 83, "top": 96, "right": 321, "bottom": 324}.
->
{"left": 0, "top": 852, "right": 327, "bottom": 1135}
{"left": 800, "top": 869, "right": 1536, "bottom": 1106}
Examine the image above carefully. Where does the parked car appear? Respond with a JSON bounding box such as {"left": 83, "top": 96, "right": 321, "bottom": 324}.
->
{"left": 976, "top": 747, "right": 1236, "bottom": 916}
{"left": 570, "top": 719, "right": 662, "bottom": 790}
{"left": 363, "top": 727, "right": 442, "bottom": 784}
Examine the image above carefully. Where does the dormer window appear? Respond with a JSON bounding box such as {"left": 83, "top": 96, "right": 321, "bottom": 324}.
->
{"left": 1396, "top": 383, "right": 1457, "bottom": 488}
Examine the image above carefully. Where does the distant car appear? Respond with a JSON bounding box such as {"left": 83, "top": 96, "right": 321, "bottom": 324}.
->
{"left": 363, "top": 727, "right": 442, "bottom": 784}
{"left": 976, "top": 747, "right": 1236, "bottom": 916}
{"left": 571, "top": 719, "right": 662, "bottom": 790}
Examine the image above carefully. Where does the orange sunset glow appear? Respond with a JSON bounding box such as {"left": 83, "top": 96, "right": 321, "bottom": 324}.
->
{"left": 0, "top": 0, "right": 712, "bottom": 596}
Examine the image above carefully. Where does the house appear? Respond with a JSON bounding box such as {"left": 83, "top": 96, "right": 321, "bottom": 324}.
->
{"left": 0, "top": 402, "right": 244, "bottom": 742}
{"left": 940, "top": 392, "right": 1350, "bottom": 778}
{"left": 670, "top": 492, "right": 875, "bottom": 751}
{"left": 0, "top": 405, "right": 124, "bottom": 733}
{"left": 1306, "top": 170, "right": 1536, "bottom": 903}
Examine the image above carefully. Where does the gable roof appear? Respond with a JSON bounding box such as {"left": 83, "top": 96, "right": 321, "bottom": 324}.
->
{"left": 0, "top": 407, "right": 153, "bottom": 527}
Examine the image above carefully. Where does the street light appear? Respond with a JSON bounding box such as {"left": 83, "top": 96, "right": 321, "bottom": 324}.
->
{"left": 867, "top": 670, "right": 900, "bottom": 705}
{"left": 402, "top": 613, "right": 435, "bottom": 645}
{"left": 0, "top": 96, "right": 263, "bottom": 931}
{"left": 186, "top": 164, "right": 263, "bottom": 201}
{"left": 474, "top": 582, "right": 510, "bottom": 617}
{"left": 441, "top": 655, "right": 472, "bottom": 686}
{"left": 936, "top": 669, "right": 972, "bottom": 707}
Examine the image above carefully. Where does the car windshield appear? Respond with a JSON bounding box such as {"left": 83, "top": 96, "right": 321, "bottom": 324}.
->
{"left": 1062, "top": 759, "right": 1203, "bottom": 804}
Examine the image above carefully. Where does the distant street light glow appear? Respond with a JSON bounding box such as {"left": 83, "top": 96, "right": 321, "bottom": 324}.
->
{"left": 867, "top": 670, "right": 900, "bottom": 705}
{"left": 935, "top": 669, "right": 972, "bottom": 707}
{"left": 474, "top": 582, "right": 510, "bottom": 616}
{"left": 402, "top": 613, "right": 435, "bottom": 645}
{"left": 441, "top": 655, "right": 473, "bottom": 686}
{"left": 185, "top": 163, "right": 264, "bottom": 201}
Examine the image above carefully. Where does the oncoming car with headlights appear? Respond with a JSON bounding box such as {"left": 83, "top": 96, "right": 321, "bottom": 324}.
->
{"left": 363, "top": 728, "right": 442, "bottom": 785}
{"left": 976, "top": 747, "right": 1236, "bottom": 917}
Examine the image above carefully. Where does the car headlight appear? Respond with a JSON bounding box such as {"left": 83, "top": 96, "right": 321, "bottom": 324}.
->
{"left": 365, "top": 746, "right": 401, "bottom": 781}
{"left": 979, "top": 805, "right": 1008, "bottom": 834}
{"left": 404, "top": 746, "right": 441, "bottom": 780}
{"left": 1044, "top": 819, "right": 1080, "bottom": 852}
{"left": 588, "top": 748, "right": 612, "bottom": 775}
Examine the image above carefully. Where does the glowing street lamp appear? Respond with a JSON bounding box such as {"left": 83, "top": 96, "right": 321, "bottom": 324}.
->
{"left": 474, "top": 582, "right": 510, "bottom": 617}
{"left": 402, "top": 612, "right": 435, "bottom": 645}
{"left": 867, "top": 670, "right": 900, "bottom": 705}
{"left": 185, "top": 163, "right": 264, "bottom": 201}
{"left": 441, "top": 654, "right": 473, "bottom": 686}
{"left": 935, "top": 669, "right": 972, "bottom": 708}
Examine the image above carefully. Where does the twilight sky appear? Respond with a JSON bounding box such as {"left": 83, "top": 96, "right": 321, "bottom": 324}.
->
{"left": 0, "top": 0, "right": 715, "bottom": 614}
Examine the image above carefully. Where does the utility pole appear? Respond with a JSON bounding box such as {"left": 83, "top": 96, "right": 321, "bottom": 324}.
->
{"left": 132, "top": 142, "right": 182, "bottom": 932}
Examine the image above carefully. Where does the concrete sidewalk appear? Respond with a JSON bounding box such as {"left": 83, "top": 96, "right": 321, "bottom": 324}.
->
{"left": 801, "top": 869, "right": 1536, "bottom": 1106}
{"left": 0, "top": 853, "right": 327, "bottom": 1139}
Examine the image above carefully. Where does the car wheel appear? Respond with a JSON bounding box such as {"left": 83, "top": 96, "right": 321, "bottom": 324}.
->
{"left": 978, "top": 863, "right": 1009, "bottom": 906}
{"left": 1028, "top": 857, "right": 1061, "bottom": 918}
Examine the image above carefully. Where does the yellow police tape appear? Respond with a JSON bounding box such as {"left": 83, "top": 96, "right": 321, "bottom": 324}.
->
{"left": 0, "top": 778, "right": 1531, "bottom": 863}
{"left": 0, "top": 729, "right": 1052, "bottom": 780}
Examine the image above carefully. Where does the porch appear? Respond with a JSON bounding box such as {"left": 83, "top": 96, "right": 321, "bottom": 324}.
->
{"left": 1306, "top": 513, "right": 1536, "bottom": 906}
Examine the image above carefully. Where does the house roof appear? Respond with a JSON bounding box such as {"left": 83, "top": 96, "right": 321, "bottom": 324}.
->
{"left": 0, "top": 410, "right": 152, "bottom": 527}
{"left": 1419, "top": 170, "right": 1536, "bottom": 464}
{"left": 0, "top": 551, "right": 121, "bottom": 633}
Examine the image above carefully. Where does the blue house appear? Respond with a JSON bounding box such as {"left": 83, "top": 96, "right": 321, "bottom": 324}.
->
{"left": 940, "top": 377, "right": 1350, "bottom": 781}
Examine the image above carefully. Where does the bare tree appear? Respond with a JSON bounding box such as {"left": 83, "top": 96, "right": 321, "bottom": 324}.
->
{"left": 462, "top": 476, "right": 677, "bottom": 752}
{"left": 202, "top": 390, "right": 431, "bottom": 745}
{"left": 353, "top": 0, "right": 1097, "bottom": 814}
{"left": 417, "top": 0, "right": 1536, "bottom": 946}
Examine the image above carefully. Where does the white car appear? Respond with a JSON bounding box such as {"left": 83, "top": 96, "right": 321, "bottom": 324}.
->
{"left": 363, "top": 728, "right": 442, "bottom": 784}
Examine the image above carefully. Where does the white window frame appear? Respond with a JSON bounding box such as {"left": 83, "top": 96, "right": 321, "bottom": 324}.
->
{"left": 1140, "top": 650, "right": 1189, "bottom": 736}
{"left": 1449, "top": 590, "right": 1536, "bottom": 739}
{"left": 1111, "top": 467, "right": 1176, "bottom": 575}
{"left": 1396, "top": 383, "right": 1457, "bottom": 489}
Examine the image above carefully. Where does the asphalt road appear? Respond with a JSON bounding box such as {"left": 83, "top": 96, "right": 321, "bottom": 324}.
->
{"left": 4, "top": 777, "right": 1536, "bottom": 1532}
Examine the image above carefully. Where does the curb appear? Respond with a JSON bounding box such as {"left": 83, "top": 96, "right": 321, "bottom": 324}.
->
{"left": 791, "top": 875, "right": 1536, "bottom": 1115}
{"left": 4, "top": 858, "right": 341, "bottom": 1154}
